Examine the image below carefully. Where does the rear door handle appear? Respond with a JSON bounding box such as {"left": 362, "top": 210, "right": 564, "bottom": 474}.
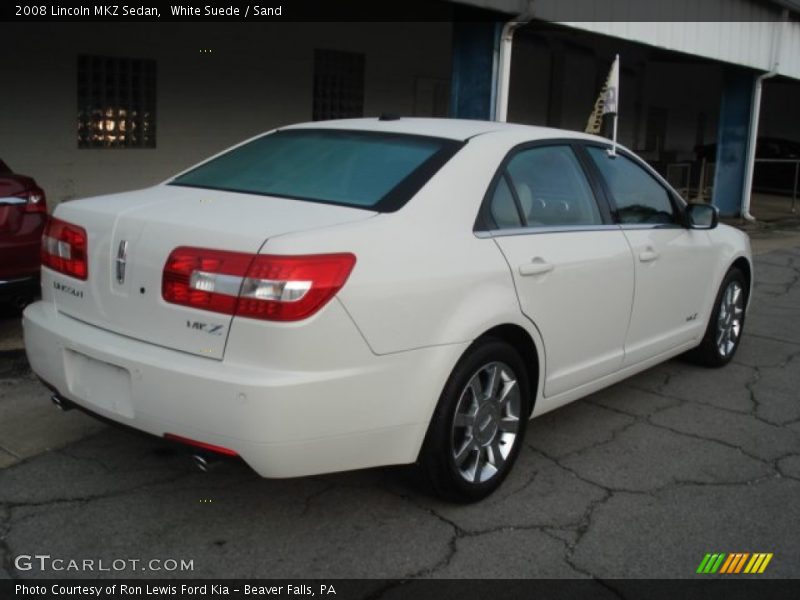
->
{"left": 519, "top": 258, "right": 554, "bottom": 276}
{"left": 639, "top": 248, "right": 659, "bottom": 263}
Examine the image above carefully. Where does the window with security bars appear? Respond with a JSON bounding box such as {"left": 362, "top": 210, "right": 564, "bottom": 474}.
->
{"left": 312, "top": 49, "right": 365, "bottom": 121}
{"left": 77, "top": 55, "right": 156, "bottom": 148}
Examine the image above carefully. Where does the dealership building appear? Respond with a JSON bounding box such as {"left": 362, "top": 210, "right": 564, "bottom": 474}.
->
{"left": 2, "top": 0, "right": 799, "bottom": 217}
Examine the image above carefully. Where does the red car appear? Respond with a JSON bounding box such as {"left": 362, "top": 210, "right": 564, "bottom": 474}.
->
{"left": 0, "top": 159, "right": 47, "bottom": 309}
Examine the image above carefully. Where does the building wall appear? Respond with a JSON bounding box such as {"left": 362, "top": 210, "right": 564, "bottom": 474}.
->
{"left": 0, "top": 22, "right": 452, "bottom": 206}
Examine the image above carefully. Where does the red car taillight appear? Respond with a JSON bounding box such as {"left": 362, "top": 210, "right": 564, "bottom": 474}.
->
{"left": 162, "top": 247, "right": 356, "bottom": 322}
{"left": 22, "top": 186, "right": 47, "bottom": 214}
{"left": 41, "top": 217, "right": 88, "bottom": 280}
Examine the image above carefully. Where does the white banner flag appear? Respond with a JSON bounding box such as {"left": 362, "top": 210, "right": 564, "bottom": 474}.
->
{"left": 585, "top": 54, "right": 620, "bottom": 134}
{"left": 602, "top": 54, "right": 620, "bottom": 116}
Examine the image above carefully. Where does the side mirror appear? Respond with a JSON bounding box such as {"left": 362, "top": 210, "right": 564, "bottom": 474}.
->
{"left": 686, "top": 203, "right": 718, "bottom": 230}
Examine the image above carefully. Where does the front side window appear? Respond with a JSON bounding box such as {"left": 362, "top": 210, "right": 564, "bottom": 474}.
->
{"left": 587, "top": 146, "right": 676, "bottom": 225}
{"left": 170, "top": 129, "right": 460, "bottom": 211}
{"left": 503, "top": 145, "right": 603, "bottom": 228}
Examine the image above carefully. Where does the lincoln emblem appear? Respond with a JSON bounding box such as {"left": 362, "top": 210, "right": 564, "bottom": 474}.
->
{"left": 116, "top": 240, "right": 128, "bottom": 284}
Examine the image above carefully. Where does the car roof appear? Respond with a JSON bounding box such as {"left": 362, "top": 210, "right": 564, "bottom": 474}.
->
{"left": 281, "top": 117, "right": 609, "bottom": 144}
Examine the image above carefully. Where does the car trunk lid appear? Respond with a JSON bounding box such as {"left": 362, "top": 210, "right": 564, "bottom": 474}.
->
{"left": 51, "top": 185, "right": 374, "bottom": 359}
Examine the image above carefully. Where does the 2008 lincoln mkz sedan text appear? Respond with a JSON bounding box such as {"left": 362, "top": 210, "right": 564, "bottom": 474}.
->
{"left": 23, "top": 118, "right": 752, "bottom": 501}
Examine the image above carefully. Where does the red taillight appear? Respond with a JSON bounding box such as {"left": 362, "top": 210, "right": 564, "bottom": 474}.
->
{"left": 163, "top": 433, "right": 239, "bottom": 457}
{"left": 41, "top": 217, "right": 88, "bottom": 280}
{"left": 22, "top": 186, "right": 47, "bottom": 214}
{"left": 162, "top": 247, "right": 356, "bottom": 322}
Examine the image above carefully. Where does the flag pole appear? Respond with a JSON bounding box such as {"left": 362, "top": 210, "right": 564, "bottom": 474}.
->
{"left": 611, "top": 113, "right": 618, "bottom": 157}
{"left": 609, "top": 54, "right": 619, "bottom": 157}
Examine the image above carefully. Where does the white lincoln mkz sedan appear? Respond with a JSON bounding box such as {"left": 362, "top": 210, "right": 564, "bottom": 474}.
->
{"left": 24, "top": 118, "right": 751, "bottom": 501}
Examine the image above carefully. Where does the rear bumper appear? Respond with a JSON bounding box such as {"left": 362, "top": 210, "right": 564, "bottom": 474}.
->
{"left": 23, "top": 300, "right": 465, "bottom": 478}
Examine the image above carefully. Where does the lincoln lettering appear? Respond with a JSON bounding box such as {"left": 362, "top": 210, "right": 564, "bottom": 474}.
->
{"left": 53, "top": 280, "right": 83, "bottom": 298}
{"left": 49, "top": 6, "right": 91, "bottom": 16}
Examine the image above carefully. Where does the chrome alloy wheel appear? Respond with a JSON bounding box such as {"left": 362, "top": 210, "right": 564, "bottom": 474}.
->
{"left": 450, "top": 361, "right": 521, "bottom": 483}
{"left": 716, "top": 280, "right": 744, "bottom": 357}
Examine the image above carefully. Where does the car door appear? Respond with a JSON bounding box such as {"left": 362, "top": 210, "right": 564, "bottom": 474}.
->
{"left": 482, "top": 142, "right": 635, "bottom": 398}
{"left": 583, "top": 144, "right": 717, "bottom": 366}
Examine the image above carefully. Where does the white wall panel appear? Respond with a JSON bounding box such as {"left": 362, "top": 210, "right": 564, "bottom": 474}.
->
{"left": 458, "top": 0, "right": 800, "bottom": 79}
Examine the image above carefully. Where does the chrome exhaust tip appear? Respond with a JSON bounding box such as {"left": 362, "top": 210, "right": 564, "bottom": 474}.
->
{"left": 51, "top": 394, "right": 73, "bottom": 412}
{"left": 192, "top": 453, "right": 217, "bottom": 473}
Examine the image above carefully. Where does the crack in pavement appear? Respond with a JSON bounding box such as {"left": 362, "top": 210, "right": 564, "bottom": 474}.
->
{"left": 594, "top": 384, "right": 795, "bottom": 454}
{"left": 299, "top": 482, "right": 339, "bottom": 517}
{"left": 624, "top": 357, "right": 795, "bottom": 430}
{"left": 518, "top": 447, "right": 626, "bottom": 581}
{"left": 752, "top": 257, "right": 800, "bottom": 296}
{"left": 0, "top": 442, "right": 20, "bottom": 460}
{"left": 570, "top": 394, "right": 799, "bottom": 487}
{"left": 740, "top": 350, "right": 800, "bottom": 427}
{"left": 745, "top": 365, "right": 771, "bottom": 425}
{"left": 0, "top": 469, "right": 199, "bottom": 577}
{"left": 531, "top": 413, "right": 640, "bottom": 464}
{"left": 0, "top": 467, "right": 197, "bottom": 512}
{"left": 525, "top": 445, "right": 788, "bottom": 581}
{"left": 733, "top": 335, "right": 800, "bottom": 369}
{"left": 376, "top": 485, "right": 593, "bottom": 583}
{"left": 775, "top": 454, "right": 800, "bottom": 483}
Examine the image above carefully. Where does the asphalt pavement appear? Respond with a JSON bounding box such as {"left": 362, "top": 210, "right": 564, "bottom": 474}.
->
{"left": 1, "top": 245, "right": 799, "bottom": 581}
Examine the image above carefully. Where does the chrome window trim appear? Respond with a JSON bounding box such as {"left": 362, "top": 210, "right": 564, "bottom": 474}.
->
{"left": 475, "top": 222, "right": 684, "bottom": 238}
{"left": 617, "top": 223, "right": 685, "bottom": 231}
{"left": 0, "top": 197, "right": 27, "bottom": 206}
{"left": 475, "top": 224, "right": 619, "bottom": 238}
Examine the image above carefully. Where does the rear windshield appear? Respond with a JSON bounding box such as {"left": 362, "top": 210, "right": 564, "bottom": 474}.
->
{"left": 170, "top": 129, "right": 462, "bottom": 212}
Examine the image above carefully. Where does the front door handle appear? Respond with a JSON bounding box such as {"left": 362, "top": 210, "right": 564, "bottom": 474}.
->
{"left": 639, "top": 248, "right": 659, "bottom": 263}
{"left": 519, "top": 258, "right": 554, "bottom": 276}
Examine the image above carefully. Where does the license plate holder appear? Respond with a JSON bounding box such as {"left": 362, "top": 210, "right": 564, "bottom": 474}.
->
{"left": 64, "top": 349, "right": 134, "bottom": 418}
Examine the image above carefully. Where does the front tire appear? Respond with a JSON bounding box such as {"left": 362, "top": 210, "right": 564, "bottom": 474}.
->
{"left": 684, "top": 267, "right": 747, "bottom": 367}
{"left": 418, "top": 338, "right": 531, "bottom": 502}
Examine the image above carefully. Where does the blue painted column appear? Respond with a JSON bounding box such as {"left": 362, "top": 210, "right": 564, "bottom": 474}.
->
{"left": 450, "top": 16, "right": 503, "bottom": 120}
{"left": 712, "top": 67, "right": 757, "bottom": 217}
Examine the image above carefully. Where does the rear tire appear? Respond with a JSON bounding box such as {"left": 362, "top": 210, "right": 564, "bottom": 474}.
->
{"left": 418, "top": 338, "right": 531, "bottom": 502}
{"left": 684, "top": 267, "right": 747, "bottom": 368}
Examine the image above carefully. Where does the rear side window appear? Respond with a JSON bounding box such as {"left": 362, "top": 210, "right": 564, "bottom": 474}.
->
{"left": 587, "top": 146, "right": 676, "bottom": 225}
{"left": 504, "top": 145, "right": 602, "bottom": 227}
{"left": 170, "top": 129, "right": 461, "bottom": 212}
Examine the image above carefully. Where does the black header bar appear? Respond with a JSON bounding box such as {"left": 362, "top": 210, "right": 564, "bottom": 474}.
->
{"left": 2, "top": 0, "right": 796, "bottom": 22}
